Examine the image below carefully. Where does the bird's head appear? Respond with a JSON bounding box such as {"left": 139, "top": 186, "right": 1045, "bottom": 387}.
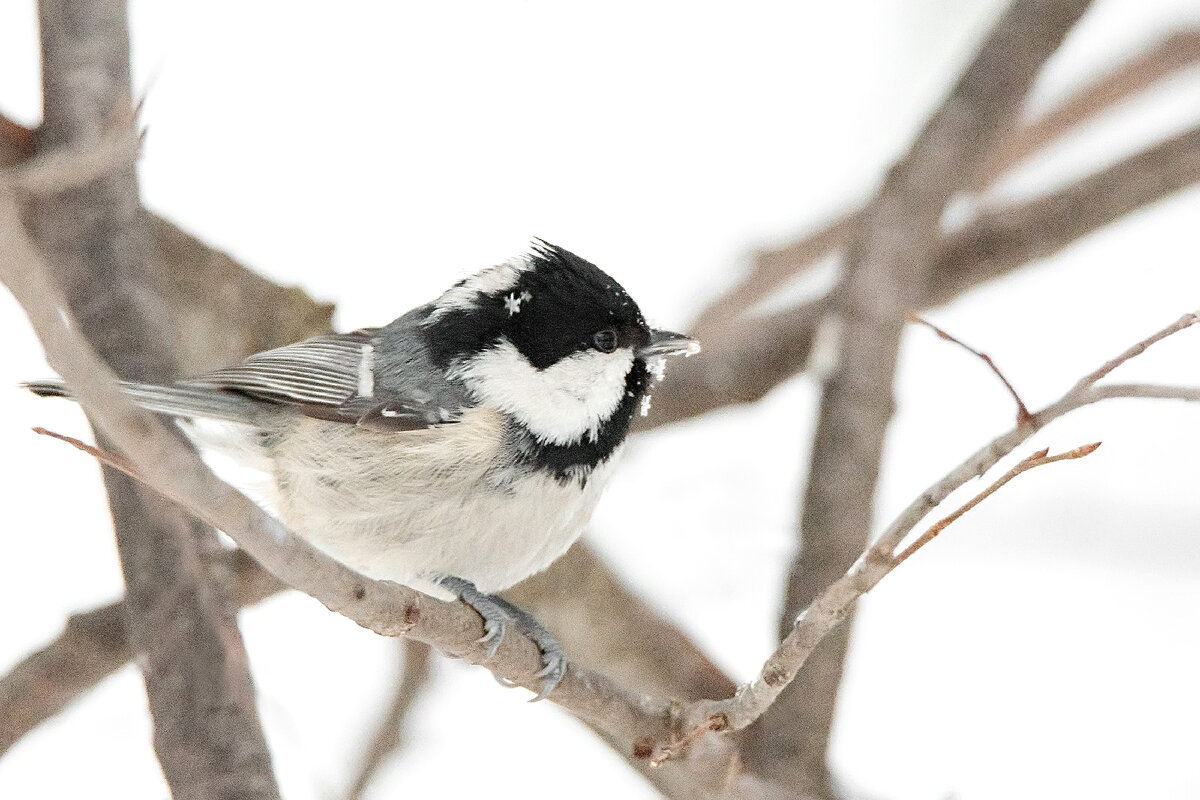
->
{"left": 425, "top": 241, "right": 698, "bottom": 451}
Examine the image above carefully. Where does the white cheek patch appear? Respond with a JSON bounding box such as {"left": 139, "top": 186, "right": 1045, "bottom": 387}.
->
{"left": 450, "top": 339, "right": 634, "bottom": 445}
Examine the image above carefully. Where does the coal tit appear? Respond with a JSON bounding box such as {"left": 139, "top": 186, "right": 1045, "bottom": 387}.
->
{"left": 27, "top": 241, "right": 699, "bottom": 699}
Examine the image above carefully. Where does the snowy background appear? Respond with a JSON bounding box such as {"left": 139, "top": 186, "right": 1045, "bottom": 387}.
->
{"left": 2, "top": 1, "right": 1200, "bottom": 798}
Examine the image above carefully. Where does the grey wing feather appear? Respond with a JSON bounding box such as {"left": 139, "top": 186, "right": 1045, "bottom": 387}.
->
{"left": 184, "top": 329, "right": 376, "bottom": 407}
{"left": 182, "top": 318, "right": 474, "bottom": 430}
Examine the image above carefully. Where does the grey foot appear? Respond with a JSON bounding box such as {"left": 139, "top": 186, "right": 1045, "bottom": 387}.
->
{"left": 437, "top": 576, "right": 567, "bottom": 702}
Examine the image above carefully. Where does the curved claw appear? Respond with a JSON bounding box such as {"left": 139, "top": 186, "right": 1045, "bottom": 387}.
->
{"left": 477, "top": 617, "right": 506, "bottom": 662}
{"left": 529, "top": 653, "right": 567, "bottom": 702}
{"left": 437, "top": 575, "right": 569, "bottom": 700}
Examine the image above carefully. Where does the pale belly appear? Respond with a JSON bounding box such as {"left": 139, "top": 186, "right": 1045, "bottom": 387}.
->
{"left": 188, "top": 407, "right": 617, "bottom": 598}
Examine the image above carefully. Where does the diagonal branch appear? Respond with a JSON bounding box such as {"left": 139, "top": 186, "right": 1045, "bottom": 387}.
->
{"left": 0, "top": 170, "right": 674, "bottom": 754}
{"left": 644, "top": 121, "right": 1200, "bottom": 432}
{"left": 0, "top": 551, "right": 283, "bottom": 757}
{"left": 747, "top": 2, "right": 1097, "bottom": 792}
{"left": 6, "top": 137, "right": 1197, "bottom": 798}
{"left": 678, "top": 313, "right": 1199, "bottom": 741}
{"left": 695, "top": 29, "right": 1200, "bottom": 334}
{"left": 30, "top": 2, "right": 281, "bottom": 795}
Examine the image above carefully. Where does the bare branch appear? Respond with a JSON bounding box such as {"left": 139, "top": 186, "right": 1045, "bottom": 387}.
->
{"left": 748, "top": 1, "right": 1096, "bottom": 789}
{"left": 0, "top": 171, "right": 673, "bottom": 753}
{"left": 909, "top": 315, "right": 1034, "bottom": 426}
{"left": 680, "top": 314, "right": 1199, "bottom": 742}
{"left": 0, "top": 551, "right": 283, "bottom": 757}
{"left": 644, "top": 122, "right": 1200, "bottom": 432}
{"left": 700, "top": 29, "right": 1200, "bottom": 334}
{"left": 890, "top": 441, "right": 1101, "bottom": 567}
{"left": 973, "top": 29, "right": 1200, "bottom": 188}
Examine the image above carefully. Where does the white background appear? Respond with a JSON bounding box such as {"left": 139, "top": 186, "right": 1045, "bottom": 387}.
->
{"left": 2, "top": 1, "right": 1199, "bottom": 798}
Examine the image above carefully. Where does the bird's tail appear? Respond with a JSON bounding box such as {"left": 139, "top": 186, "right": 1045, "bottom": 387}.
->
{"left": 23, "top": 379, "right": 259, "bottom": 423}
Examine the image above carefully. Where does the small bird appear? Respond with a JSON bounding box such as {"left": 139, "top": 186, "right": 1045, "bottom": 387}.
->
{"left": 27, "top": 241, "right": 698, "bottom": 699}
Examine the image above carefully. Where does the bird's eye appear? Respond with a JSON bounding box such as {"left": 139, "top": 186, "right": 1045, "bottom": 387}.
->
{"left": 593, "top": 328, "right": 619, "bottom": 353}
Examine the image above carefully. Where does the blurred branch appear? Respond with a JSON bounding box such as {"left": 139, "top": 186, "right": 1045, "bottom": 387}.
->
{"left": 0, "top": 551, "right": 283, "bottom": 757}
{"left": 644, "top": 120, "right": 1200, "bottom": 432}
{"left": 973, "top": 28, "right": 1200, "bottom": 189}
{"left": 345, "top": 641, "right": 433, "bottom": 800}
{"left": 692, "top": 28, "right": 1200, "bottom": 338}
{"left": 673, "top": 313, "right": 1199, "bottom": 748}
{"left": 0, "top": 167, "right": 670, "bottom": 750}
{"left": 6, "top": 121, "right": 1198, "bottom": 800}
{"left": 30, "top": 0, "right": 281, "bottom": 795}
{"left": 745, "top": 1, "right": 1095, "bottom": 793}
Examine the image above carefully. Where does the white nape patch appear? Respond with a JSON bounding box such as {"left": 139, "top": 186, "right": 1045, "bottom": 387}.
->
{"left": 647, "top": 356, "right": 667, "bottom": 382}
{"left": 503, "top": 290, "right": 532, "bottom": 316}
{"left": 449, "top": 338, "right": 634, "bottom": 445}
{"left": 356, "top": 343, "right": 374, "bottom": 397}
{"left": 428, "top": 257, "right": 529, "bottom": 321}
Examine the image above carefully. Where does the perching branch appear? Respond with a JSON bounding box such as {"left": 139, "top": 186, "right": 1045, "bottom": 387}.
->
{"left": 749, "top": 1, "right": 1097, "bottom": 791}
{"left": 30, "top": 1, "right": 281, "bottom": 795}
{"left": 0, "top": 161, "right": 672, "bottom": 750}
{"left": 677, "top": 313, "right": 1200, "bottom": 742}
{"left": 4, "top": 131, "right": 1198, "bottom": 796}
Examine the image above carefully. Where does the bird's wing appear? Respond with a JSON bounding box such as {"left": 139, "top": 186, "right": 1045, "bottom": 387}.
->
{"left": 182, "top": 329, "right": 464, "bottom": 430}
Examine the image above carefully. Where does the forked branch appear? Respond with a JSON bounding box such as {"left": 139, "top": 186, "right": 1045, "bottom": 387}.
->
{"left": 3, "top": 134, "right": 1198, "bottom": 774}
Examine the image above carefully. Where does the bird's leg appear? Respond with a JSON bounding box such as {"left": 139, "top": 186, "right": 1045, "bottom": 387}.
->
{"left": 437, "top": 576, "right": 567, "bottom": 702}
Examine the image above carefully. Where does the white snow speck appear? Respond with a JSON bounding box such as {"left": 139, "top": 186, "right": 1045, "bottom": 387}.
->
{"left": 640, "top": 394, "right": 653, "bottom": 417}
{"left": 504, "top": 290, "right": 533, "bottom": 316}
{"left": 647, "top": 356, "right": 667, "bottom": 382}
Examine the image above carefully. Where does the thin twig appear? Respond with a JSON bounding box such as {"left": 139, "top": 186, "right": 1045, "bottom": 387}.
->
{"left": 32, "top": 426, "right": 140, "bottom": 476}
{"left": 891, "top": 442, "right": 1101, "bottom": 567}
{"left": 675, "top": 312, "right": 1199, "bottom": 750}
{"left": 1069, "top": 312, "right": 1200, "bottom": 393}
{"left": 909, "top": 315, "right": 1034, "bottom": 426}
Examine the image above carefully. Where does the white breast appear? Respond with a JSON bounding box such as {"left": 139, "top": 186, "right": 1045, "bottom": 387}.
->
{"left": 184, "top": 407, "right": 619, "bottom": 599}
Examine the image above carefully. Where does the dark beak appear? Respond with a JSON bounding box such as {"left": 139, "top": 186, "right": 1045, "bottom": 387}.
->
{"left": 638, "top": 329, "right": 701, "bottom": 359}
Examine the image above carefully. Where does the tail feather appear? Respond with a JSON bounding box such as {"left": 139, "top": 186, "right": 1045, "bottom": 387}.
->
{"left": 23, "top": 379, "right": 260, "bottom": 423}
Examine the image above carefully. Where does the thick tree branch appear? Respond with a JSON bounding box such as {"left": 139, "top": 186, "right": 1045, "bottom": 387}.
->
{"left": 30, "top": 2, "right": 281, "bottom": 796}
{"left": 0, "top": 551, "right": 282, "bottom": 756}
{"left": 6, "top": 146, "right": 1196, "bottom": 799}
{"left": 694, "top": 29, "right": 1200, "bottom": 336}
{"left": 0, "top": 173, "right": 673, "bottom": 752}
{"left": 745, "top": 1, "right": 1095, "bottom": 792}
{"left": 643, "top": 120, "right": 1200, "bottom": 433}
